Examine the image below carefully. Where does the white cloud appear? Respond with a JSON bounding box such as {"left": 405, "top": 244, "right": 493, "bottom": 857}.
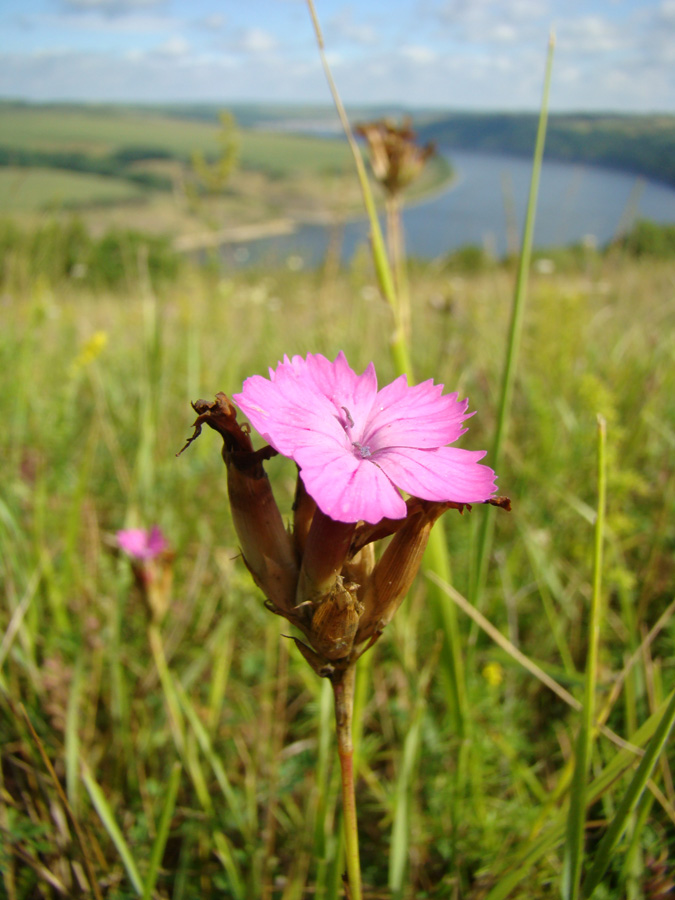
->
{"left": 401, "top": 44, "right": 437, "bottom": 64}
{"left": 329, "top": 8, "right": 377, "bottom": 45}
{"left": 23, "top": 11, "right": 181, "bottom": 34}
{"left": 154, "top": 36, "right": 190, "bottom": 57}
{"left": 434, "top": 0, "right": 551, "bottom": 50}
{"left": 657, "top": 0, "right": 675, "bottom": 23}
{"left": 236, "top": 27, "right": 278, "bottom": 54}
{"left": 556, "top": 16, "right": 623, "bottom": 54}
{"left": 195, "top": 14, "right": 226, "bottom": 32}
{"left": 1, "top": 0, "right": 674, "bottom": 111}
{"left": 62, "top": 0, "right": 167, "bottom": 15}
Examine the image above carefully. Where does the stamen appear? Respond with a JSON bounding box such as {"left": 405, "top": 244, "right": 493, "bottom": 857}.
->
{"left": 341, "top": 406, "right": 355, "bottom": 428}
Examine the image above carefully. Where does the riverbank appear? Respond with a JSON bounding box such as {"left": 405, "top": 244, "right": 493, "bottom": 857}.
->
{"left": 418, "top": 111, "right": 675, "bottom": 189}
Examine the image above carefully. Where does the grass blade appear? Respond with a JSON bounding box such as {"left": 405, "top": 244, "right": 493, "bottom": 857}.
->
{"left": 388, "top": 642, "right": 438, "bottom": 896}
{"left": 582, "top": 688, "right": 675, "bottom": 897}
{"left": 562, "top": 416, "right": 607, "bottom": 900}
{"left": 65, "top": 658, "right": 85, "bottom": 813}
{"left": 142, "top": 761, "right": 182, "bottom": 900}
{"left": 81, "top": 764, "right": 143, "bottom": 896}
{"left": 213, "top": 831, "right": 246, "bottom": 900}
{"left": 174, "top": 677, "right": 246, "bottom": 833}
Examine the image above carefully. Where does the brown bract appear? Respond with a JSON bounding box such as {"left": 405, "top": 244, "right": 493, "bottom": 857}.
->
{"left": 180, "top": 394, "right": 510, "bottom": 679}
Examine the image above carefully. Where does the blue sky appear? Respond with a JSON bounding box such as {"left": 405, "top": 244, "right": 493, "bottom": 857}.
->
{"left": 1, "top": 0, "right": 673, "bottom": 111}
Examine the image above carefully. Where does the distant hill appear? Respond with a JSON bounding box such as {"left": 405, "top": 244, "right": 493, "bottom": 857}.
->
{"left": 415, "top": 112, "right": 675, "bottom": 188}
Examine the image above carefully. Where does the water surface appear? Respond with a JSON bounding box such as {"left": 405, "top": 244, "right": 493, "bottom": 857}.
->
{"left": 221, "top": 149, "right": 675, "bottom": 268}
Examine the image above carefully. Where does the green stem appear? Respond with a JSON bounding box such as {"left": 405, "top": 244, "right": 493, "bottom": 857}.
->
{"left": 386, "top": 194, "right": 411, "bottom": 345}
{"left": 332, "top": 664, "right": 362, "bottom": 900}
{"left": 472, "top": 32, "right": 555, "bottom": 606}
{"left": 425, "top": 524, "right": 466, "bottom": 735}
{"left": 562, "top": 414, "right": 607, "bottom": 900}
{"left": 148, "top": 623, "right": 185, "bottom": 754}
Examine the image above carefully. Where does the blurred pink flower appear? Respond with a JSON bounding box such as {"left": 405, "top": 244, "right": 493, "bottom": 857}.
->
{"left": 117, "top": 526, "right": 167, "bottom": 560}
{"left": 233, "top": 351, "right": 496, "bottom": 525}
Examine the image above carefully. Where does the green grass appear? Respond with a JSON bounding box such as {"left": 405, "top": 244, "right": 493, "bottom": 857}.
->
{"left": 0, "top": 166, "right": 147, "bottom": 212}
{"left": 0, "top": 235, "right": 673, "bottom": 897}
{"left": 0, "top": 105, "right": 223, "bottom": 156}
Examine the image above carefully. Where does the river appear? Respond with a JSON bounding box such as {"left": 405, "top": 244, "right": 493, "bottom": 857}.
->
{"left": 220, "top": 149, "right": 675, "bottom": 268}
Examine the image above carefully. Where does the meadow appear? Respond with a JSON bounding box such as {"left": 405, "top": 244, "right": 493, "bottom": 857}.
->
{"left": 0, "top": 103, "right": 451, "bottom": 237}
{"left": 1, "top": 188, "right": 674, "bottom": 900}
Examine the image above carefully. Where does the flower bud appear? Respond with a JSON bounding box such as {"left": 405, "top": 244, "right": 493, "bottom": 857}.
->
{"left": 295, "top": 509, "right": 355, "bottom": 608}
{"left": 355, "top": 499, "right": 449, "bottom": 646}
{"left": 180, "top": 394, "right": 298, "bottom": 614}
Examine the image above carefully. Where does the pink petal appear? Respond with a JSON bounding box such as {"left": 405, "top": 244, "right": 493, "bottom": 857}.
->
{"left": 375, "top": 446, "right": 497, "bottom": 503}
{"left": 295, "top": 446, "right": 407, "bottom": 524}
{"left": 234, "top": 351, "right": 496, "bottom": 525}
{"left": 235, "top": 352, "right": 380, "bottom": 455}
{"left": 146, "top": 526, "right": 168, "bottom": 556}
{"left": 301, "top": 352, "right": 379, "bottom": 439}
{"left": 117, "top": 526, "right": 167, "bottom": 560}
{"left": 366, "top": 376, "right": 471, "bottom": 450}
{"left": 234, "top": 371, "right": 344, "bottom": 456}
{"left": 117, "top": 529, "right": 148, "bottom": 557}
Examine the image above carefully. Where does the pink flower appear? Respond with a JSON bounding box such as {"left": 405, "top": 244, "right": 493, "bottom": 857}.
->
{"left": 117, "top": 526, "right": 167, "bottom": 560}
{"left": 233, "top": 352, "right": 496, "bottom": 525}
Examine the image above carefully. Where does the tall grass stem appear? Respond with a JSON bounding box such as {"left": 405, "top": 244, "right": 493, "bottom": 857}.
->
{"left": 472, "top": 32, "right": 555, "bottom": 605}
{"left": 562, "top": 415, "right": 607, "bottom": 900}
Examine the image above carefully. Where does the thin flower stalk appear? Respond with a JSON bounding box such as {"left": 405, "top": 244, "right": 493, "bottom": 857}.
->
{"left": 332, "top": 664, "right": 361, "bottom": 900}
{"left": 355, "top": 117, "right": 436, "bottom": 344}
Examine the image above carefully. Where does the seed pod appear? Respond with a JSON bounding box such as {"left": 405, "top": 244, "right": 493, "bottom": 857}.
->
{"left": 309, "top": 577, "right": 364, "bottom": 661}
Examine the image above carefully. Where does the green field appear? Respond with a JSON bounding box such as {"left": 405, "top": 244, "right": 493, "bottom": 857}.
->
{"left": 0, "top": 166, "right": 147, "bottom": 211}
{"left": 0, "top": 104, "right": 223, "bottom": 156}
{"left": 0, "top": 103, "right": 451, "bottom": 229}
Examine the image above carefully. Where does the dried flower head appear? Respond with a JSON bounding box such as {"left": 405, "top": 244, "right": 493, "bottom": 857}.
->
{"left": 355, "top": 117, "right": 435, "bottom": 196}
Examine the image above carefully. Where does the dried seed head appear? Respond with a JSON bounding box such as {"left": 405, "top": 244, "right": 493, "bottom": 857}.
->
{"left": 355, "top": 117, "right": 436, "bottom": 197}
{"left": 308, "top": 577, "right": 364, "bottom": 661}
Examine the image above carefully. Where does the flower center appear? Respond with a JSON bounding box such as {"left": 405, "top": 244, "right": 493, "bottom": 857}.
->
{"left": 341, "top": 406, "right": 372, "bottom": 460}
{"left": 352, "top": 441, "right": 372, "bottom": 458}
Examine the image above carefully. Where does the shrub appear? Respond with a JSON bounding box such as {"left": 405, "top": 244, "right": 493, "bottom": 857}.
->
{"left": 612, "top": 219, "right": 675, "bottom": 258}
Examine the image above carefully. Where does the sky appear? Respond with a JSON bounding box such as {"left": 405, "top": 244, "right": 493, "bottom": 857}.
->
{"left": 1, "top": 0, "right": 674, "bottom": 112}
